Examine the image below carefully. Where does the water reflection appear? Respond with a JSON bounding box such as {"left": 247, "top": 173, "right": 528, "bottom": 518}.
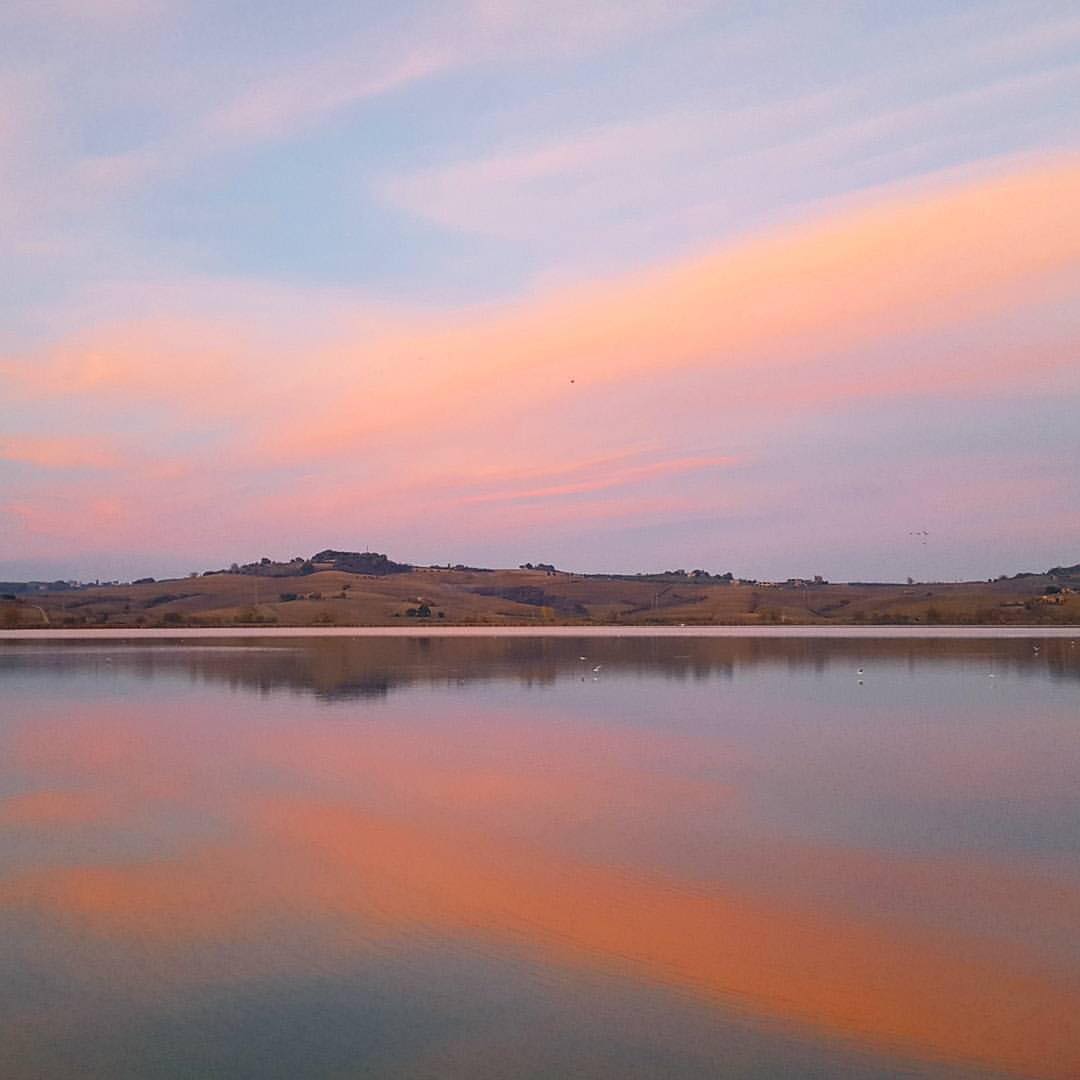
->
{"left": 1, "top": 637, "right": 1078, "bottom": 1078}
{"left": 3, "top": 634, "right": 1080, "bottom": 700}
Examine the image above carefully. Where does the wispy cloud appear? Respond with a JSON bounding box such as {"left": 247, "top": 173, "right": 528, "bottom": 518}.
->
{"left": 381, "top": 61, "right": 1080, "bottom": 253}
{"left": 460, "top": 454, "right": 739, "bottom": 505}
{"left": 70, "top": 1, "right": 705, "bottom": 192}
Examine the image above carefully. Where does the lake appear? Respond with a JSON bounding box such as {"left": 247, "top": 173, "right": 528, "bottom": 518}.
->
{"left": 1, "top": 631, "right": 1078, "bottom": 1079}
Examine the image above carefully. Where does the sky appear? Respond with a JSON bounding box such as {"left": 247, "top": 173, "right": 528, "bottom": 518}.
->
{"left": 1, "top": 1, "right": 1078, "bottom": 583}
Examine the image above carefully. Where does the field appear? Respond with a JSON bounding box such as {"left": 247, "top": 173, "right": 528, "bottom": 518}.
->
{"left": 4, "top": 564, "right": 1079, "bottom": 629}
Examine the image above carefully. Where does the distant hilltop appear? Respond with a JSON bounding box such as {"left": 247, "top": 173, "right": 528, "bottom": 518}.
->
{"left": 309, "top": 550, "right": 412, "bottom": 575}
{"left": 199, "top": 550, "right": 413, "bottom": 579}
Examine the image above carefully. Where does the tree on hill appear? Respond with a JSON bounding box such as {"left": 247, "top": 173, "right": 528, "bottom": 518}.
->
{"left": 310, "top": 550, "right": 411, "bottom": 575}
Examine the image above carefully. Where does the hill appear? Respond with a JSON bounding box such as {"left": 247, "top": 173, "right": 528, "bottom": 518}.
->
{"left": 2, "top": 550, "right": 1079, "bottom": 629}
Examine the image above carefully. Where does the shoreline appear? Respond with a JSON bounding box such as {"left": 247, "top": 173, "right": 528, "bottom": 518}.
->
{"left": 3, "top": 625, "right": 1079, "bottom": 641}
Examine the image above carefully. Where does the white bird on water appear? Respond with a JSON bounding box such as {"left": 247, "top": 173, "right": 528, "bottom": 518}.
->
{"left": 592, "top": 664, "right": 602, "bottom": 673}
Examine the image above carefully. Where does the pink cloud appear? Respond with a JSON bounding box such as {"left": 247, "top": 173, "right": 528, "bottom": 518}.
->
{"left": 460, "top": 454, "right": 740, "bottom": 504}
{"left": 5, "top": 495, "right": 128, "bottom": 538}
{"left": 0, "top": 436, "right": 122, "bottom": 470}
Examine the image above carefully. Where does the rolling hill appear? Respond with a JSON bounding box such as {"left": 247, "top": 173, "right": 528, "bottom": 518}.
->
{"left": 2, "top": 551, "right": 1079, "bottom": 629}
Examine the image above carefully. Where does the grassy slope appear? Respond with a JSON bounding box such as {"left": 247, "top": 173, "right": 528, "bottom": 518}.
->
{"left": 4, "top": 566, "right": 1079, "bottom": 628}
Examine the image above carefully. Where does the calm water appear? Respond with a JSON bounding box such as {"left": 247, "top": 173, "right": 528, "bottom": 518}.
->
{"left": 1, "top": 633, "right": 1078, "bottom": 1079}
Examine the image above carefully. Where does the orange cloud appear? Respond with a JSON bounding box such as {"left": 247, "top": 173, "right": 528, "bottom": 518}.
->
{"left": 0, "top": 317, "right": 267, "bottom": 403}
{"left": 263, "top": 154, "right": 1080, "bottom": 462}
{"left": 0, "top": 789, "right": 116, "bottom": 827}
